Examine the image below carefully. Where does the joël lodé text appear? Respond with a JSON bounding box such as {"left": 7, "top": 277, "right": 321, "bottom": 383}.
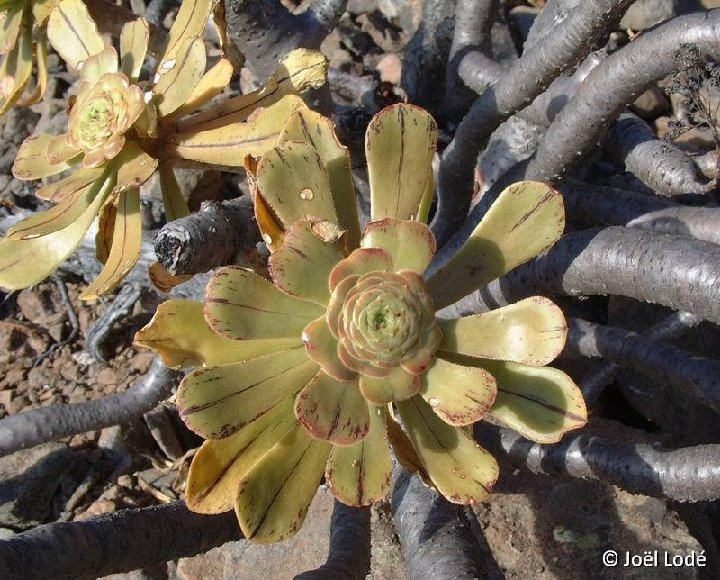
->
{"left": 623, "top": 550, "right": 706, "bottom": 568}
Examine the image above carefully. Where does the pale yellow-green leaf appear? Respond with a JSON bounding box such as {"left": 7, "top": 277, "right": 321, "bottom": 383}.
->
{"left": 35, "top": 165, "right": 104, "bottom": 203}
{"left": 366, "top": 104, "right": 437, "bottom": 221}
{"left": 47, "top": 0, "right": 105, "bottom": 70}
{"left": 114, "top": 141, "right": 158, "bottom": 194}
{"left": 475, "top": 357, "right": 587, "bottom": 444}
{"left": 13, "top": 133, "right": 79, "bottom": 180}
{"left": 295, "top": 371, "right": 369, "bottom": 445}
{"left": 7, "top": 172, "right": 106, "bottom": 239}
{"left": 158, "top": 164, "right": 190, "bottom": 221}
{"left": 256, "top": 141, "right": 338, "bottom": 231}
{"left": 119, "top": 17, "right": 149, "bottom": 82}
{"left": 0, "top": 175, "right": 112, "bottom": 289}
{"left": 359, "top": 367, "right": 420, "bottom": 405}
{"left": 328, "top": 247, "right": 392, "bottom": 291}
{"left": 397, "top": 396, "right": 499, "bottom": 504}
{"left": 0, "top": 21, "right": 32, "bottom": 115}
{"left": 235, "top": 425, "right": 331, "bottom": 543}
{"left": 32, "top": 0, "right": 61, "bottom": 25}
{"left": 279, "top": 107, "right": 360, "bottom": 249}
{"left": 439, "top": 296, "right": 567, "bottom": 366}
{"left": 46, "top": 134, "right": 81, "bottom": 167}
{"left": 80, "top": 187, "right": 141, "bottom": 299}
{"left": 420, "top": 357, "right": 496, "bottom": 426}
{"left": 327, "top": 404, "right": 392, "bottom": 506}
{"left": 95, "top": 194, "right": 115, "bottom": 263}
{"left": 361, "top": 218, "right": 436, "bottom": 274}
{"left": 427, "top": 181, "right": 565, "bottom": 309}
{"left": 186, "top": 395, "right": 298, "bottom": 514}
{"left": 268, "top": 219, "right": 346, "bottom": 306}
{"left": 178, "top": 347, "right": 317, "bottom": 439}
{"left": 205, "top": 266, "right": 325, "bottom": 340}
{"left": 178, "top": 48, "right": 327, "bottom": 132}
{"left": 171, "top": 57, "right": 233, "bottom": 118}
{"left": 134, "top": 298, "right": 301, "bottom": 368}
{"left": 160, "top": 0, "right": 212, "bottom": 72}
{"left": 0, "top": 5, "right": 23, "bottom": 54}
{"left": 147, "top": 262, "right": 192, "bottom": 292}
{"left": 21, "top": 30, "right": 49, "bottom": 106}
{"left": 301, "top": 316, "right": 356, "bottom": 382}
{"left": 386, "top": 411, "right": 430, "bottom": 482}
{"left": 153, "top": 36, "right": 206, "bottom": 117}
{"left": 167, "top": 95, "right": 305, "bottom": 167}
{"left": 79, "top": 46, "right": 118, "bottom": 84}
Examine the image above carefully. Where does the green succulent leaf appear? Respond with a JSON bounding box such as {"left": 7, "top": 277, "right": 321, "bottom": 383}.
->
{"left": 328, "top": 248, "right": 392, "bottom": 292}
{"left": 158, "top": 164, "right": 190, "bottom": 221}
{"left": 153, "top": 36, "right": 206, "bottom": 118}
{"left": 361, "top": 218, "right": 436, "bottom": 273}
{"left": 280, "top": 107, "right": 360, "bottom": 249}
{"left": 0, "top": 5, "right": 23, "bottom": 54}
{"left": 80, "top": 187, "right": 142, "bottom": 300}
{"left": 186, "top": 394, "right": 297, "bottom": 514}
{"left": 13, "top": 133, "right": 80, "bottom": 180}
{"left": 268, "top": 219, "right": 346, "bottom": 306}
{"left": 205, "top": 266, "right": 325, "bottom": 340}
{"left": 366, "top": 104, "right": 437, "bottom": 221}
{"left": 47, "top": 0, "right": 105, "bottom": 70}
{"left": 294, "top": 371, "right": 370, "bottom": 445}
{"left": 119, "top": 17, "right": 149, "bottom": 83}
{"left": 134, "top": 298, "right": 300, "bottom": 368}
{"left": 235, "top": 424, "right": 331, "bottom": 543}
{"left": 397, "top": 396, "right": 499, "bottom": 504}
{"left": 420, "top": 357, "right": 496, "bottom": 426}
{"left": 427, "top": 181, "right": 565, "bottom": 309}
{"left": 178, "top": 347, "right": 318, "bottom": 440}
{"left": 439, "top": 296, "right": 567, "bottom": 365}
{"left": 302, "top": 316, "right": 356, "bottom": 382}
{"left": 359, "top": 367, "right": 420, "bottom": 405}
{"left": 0, "top": 174, "right": 113, "bottom": 290}
{"left": 114, "top": 141, "right": 158, "bottom": 194}
{"left": 0, "top": 11, "right": 32, "bottom": 115}
{"left": 172, "top": 57, "right": 234, "bottom": 119}
{"left": 34, "top": 166, "right": 103, "bottom": 204}
{"left": 159, "top": 0, "right": 212, "bottom": 73}
{"left": 327, "top": 404, "right": 392, "bottom": 506}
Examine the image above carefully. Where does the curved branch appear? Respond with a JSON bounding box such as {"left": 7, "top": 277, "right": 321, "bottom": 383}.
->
{"left": 576, "top": 311, "right": 700, "bottom": 404}
{"left": 602, "top": 111, "right": 714, "bottom": 197}
{"left": 439, "top": 226, "right": 720, "bottom": 324}
{"left": 524, "top": 0, "right": 582, "bottom": 50}
{"left": 566, "top": 317, "right": 720, "bottom": 411}
{"left": 433, "top": 0, "right": 634, "bottom": 248}
{"left": 295, "top": 501, "right": 371, "bottom": 580}
{"left": 560, "top": 179, "right": 720, "bottom": 245}
{"left": 223, "top": 0, "right": 348, "bottom": 78}
{"left": 0, "top": 501, "right": 242, "bottom": 579}
{"left": 477, "top": 423, "right": 720, "bottom": 502}
{"left": 392, "top": 468, "right": 494, "bottom": 578}
{"left": 525, "top": 10, "right": 720, "bottom": 182}
{"left": 0, "top": 358, "right": 182, "bottom": 457}
{"left": 154, "top": 197, "right": 260, "bottom": 276}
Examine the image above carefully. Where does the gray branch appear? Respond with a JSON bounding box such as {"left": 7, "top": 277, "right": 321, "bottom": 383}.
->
{"left": 477, "top": 423, "right": 720, "bottom": 503}
{"left": 294, "top": 501, "right": 371, "bottom": 580}
{"left": 0, "top": 501, "right": 241, "bottom": 579}
{"left": 602, "top": 111, "right": 715, "bottom": 197}
{"left": 524, "top": 0, "right": 582, "bottom": 50}
{"left": 223, "top": 0, "right": 348, "bottom": 79}
{"left": 432, "top": 0, "right": 634, "bottom": 248}
{"left": 154, "top": 197, "right": 260, "bottom": 276}
{"left": 392, "top": 468, "right": 497, "bottom": 579}
{"left": 0, "top": 358, "right": 182, "bottom": 457}
{"left": 525, "top": 9, "right": 720, "bottom": 182}
{"left": 438, "top": 226, "right": 720, "bottom": 325}
{"left": 565, "top": 317, "right": 720, "bottom": 411}
{"left": 560, "top": 178, "right": 720, "bottom": 245}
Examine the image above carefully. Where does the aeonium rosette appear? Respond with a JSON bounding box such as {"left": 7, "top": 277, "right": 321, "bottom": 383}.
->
{"left": 135, "top": 104, "right": 588, "bottom": 543}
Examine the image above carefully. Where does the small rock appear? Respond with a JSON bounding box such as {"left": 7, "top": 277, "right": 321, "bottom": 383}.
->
{"left": 130, "top": 351, "right": 154, "bottom": 375}
{"left": 16, "top": 289, "right": 49, "bottom": 322}
{"left": 95, "top": 367, "right": 118, "bottom": 388}
{"left": 376, "top": 53, "right": 402, "bottom": 84}
{"left": 620, "top": 0, "right": 699, "bottom": 31}
{"left": 632, "top": 85, "right": 671, "bottom": 119}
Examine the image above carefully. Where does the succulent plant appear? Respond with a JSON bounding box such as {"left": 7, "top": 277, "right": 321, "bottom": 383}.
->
{"left": 0, "top": 0, "right": 328, "bottom": 299}
{"left": 135, "top": 104, "right": 587, "bottom": 543}
{"left": 0, "top": 0, "right": 58, "bottom": 114}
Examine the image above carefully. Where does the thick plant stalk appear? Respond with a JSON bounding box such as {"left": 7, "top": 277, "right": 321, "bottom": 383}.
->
{"left": 565, "top": 317, "right": 720, "bottom": 411}
{"left": 433, "top": 0, "right": 634, "bottom": 248}
{"left": 438, "top": 227, "right": 720, "bottom": 324}
{"left": 86, "top": 284, "right": 142, "bottom": 361}
{"left": 154, "top": 197, "right": 260, "bottom": 276}
{"left": 525, "top": 10, "right": 720, "bottom": 183}
{"left": 477, "top": 423, "right": 720, "bottom": 502}
{"left": 560, "top": 179, "right": 720, "bottom": 245}
{"left": 458, "top": 51, "right": 502, "bottom": 95}
{"left": 445, "top": 0, "right": 498, "bottom": 117}
{"left": 0, "top": 501, "right": 242, "bottom": 579}
{"left": 392, "top": 468, "right": 491, "bottom": 579}
{"left": 223, "top": 0, "right": 348, "bottom": 78}
{"left": 0, "top": 358, "right": 181, "bottom": 457}
{"left": 524, "top": 0, "right": 583, "bottom": 49}
{"left": 577, "top": 311, "right": 700, "bottom": 404}
{"left": 295, "top": 502, "right": 371, "bottom": 580}
{"left": 602, "top": 111, "right": 714, "bottom": 197}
